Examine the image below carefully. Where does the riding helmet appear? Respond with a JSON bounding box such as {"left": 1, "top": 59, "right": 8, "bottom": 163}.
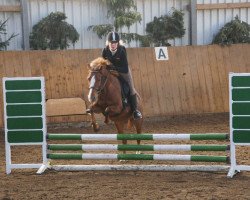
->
{"left": 107, "top": 31, "right": 120, "bottom": 43}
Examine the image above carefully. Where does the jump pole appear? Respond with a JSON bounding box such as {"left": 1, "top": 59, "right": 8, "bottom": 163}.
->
{"left": 47, "top": 133, "right": 229, "bottom": 140}
{"left": 49, "top": 165, "right": 229, "bottom": 172}
{"left": 48, "top": 144, "right": 230, "bottom": 151}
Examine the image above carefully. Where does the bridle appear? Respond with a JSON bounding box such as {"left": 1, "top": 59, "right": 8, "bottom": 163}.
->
{"left": 89, "top": 69, "right": 110, "bottom": 94}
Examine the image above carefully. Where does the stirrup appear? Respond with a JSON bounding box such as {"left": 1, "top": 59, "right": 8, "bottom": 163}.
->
{"left": 133, "top": 110, "right": 142, "bottom": 120}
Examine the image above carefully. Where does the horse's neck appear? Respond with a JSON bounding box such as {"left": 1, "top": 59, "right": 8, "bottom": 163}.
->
{"left": 107, "top": 74, "right": 121, "bottom": 93}
{"left": 100, "top": 74, "right": 122, "bottom": 104}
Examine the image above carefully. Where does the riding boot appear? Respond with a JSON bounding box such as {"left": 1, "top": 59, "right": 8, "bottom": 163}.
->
{"left": 130, "top": 94, "right": 142, "bottom": 120}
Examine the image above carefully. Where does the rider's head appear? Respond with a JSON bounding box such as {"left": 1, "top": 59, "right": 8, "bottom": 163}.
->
{"left": 107, "top": 31, "right": 119, "bottom": 51}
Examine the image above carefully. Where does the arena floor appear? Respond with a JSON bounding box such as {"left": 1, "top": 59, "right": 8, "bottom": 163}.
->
{"left": 0, "top": 113, "right": 249, "bottom": 200}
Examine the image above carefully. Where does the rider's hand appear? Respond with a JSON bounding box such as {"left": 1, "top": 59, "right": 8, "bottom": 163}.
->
{"left": 107, "top": 64, "right": 116, "bottom": 71}
{"left": 110, "top": 70, "right": 119, "bottom": 77}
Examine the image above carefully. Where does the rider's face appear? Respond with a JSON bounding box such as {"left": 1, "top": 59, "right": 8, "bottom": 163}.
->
{"left": 109, "top": 42, "right": 118, "bottom": 51}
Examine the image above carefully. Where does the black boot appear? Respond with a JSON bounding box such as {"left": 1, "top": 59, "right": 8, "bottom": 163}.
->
{"left": 130, "top": 94, "right": 142, "bottom": 120}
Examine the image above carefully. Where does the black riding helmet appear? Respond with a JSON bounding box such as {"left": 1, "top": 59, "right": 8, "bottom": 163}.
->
{"left": 107, "top": 31, "right": 120, "bottom": 43}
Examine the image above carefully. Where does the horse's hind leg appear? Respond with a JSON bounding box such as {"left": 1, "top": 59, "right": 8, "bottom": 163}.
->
{"left": 114, "top": 122, "right": 126, "bottom": 154}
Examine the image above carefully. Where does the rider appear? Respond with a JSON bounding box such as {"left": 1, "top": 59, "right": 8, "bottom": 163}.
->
{"left": 102, "top": 31, "right": 142, "bottom": 120}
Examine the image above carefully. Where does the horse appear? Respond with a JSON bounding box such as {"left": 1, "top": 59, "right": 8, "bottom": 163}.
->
{"left": 86, "top": 57, "right": 143, "bottom": 150}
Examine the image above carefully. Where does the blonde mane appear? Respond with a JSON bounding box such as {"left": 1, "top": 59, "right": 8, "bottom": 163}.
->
{"left": 89, "top": 57, "right": 110, "bottom": 71}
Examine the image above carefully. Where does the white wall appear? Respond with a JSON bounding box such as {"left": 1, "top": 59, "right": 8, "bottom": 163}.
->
{"left": 0, "top": 0, "right": 22, "bottom": 50}
{"left": 0, "top": 0, "right": 249, "bottom": 50}
{"left": 26, "top": 0, "right": 190, "bottom": 49}
{"left": 196, "top": 0, "right": 250, "bottom": 45}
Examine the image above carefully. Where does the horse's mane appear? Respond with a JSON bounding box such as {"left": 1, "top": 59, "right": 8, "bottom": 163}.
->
{"left": 89, "top": 57, "right": 110, "bottom": 71}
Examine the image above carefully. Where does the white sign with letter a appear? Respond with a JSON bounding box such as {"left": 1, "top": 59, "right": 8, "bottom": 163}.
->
{"left": 155, "top": 47, "right": 169, "bottom": 61}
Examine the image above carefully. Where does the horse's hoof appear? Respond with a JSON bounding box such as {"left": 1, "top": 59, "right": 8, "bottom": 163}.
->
{"left": 136, "top": 151, "right": 141, "bottom": 154}
{"left": 92, "top": 122, "right": 100, "bottom": 132}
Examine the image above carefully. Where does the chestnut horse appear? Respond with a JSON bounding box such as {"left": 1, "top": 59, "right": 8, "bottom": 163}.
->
{"left": 87, "top": 57, "right": 143, "bottom": 148}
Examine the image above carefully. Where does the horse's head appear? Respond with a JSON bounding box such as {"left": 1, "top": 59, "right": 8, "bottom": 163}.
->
{"left": 87, "top": 57, "right": 111, "bottom": 105}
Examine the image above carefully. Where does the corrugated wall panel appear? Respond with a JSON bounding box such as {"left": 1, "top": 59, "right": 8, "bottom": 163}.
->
{"left": 0, "top": 0, "right": 22, "bottom": 50}
{"left": 127, "top": 0, "right": 190, "bottom": 47}
{"left": 197, "top": 0, "right": 250, "bottom": 45}
{"left": 1, "top": 0, "right": 249, "bottom": 50}
{"left": 28, "top": 0, "right": 111, "bottom": 49}
{"left": 27, "top": 0, "right": 190, "bottom": 49}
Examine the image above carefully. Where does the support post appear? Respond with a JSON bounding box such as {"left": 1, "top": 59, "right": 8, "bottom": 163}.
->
{"left": 20, "top": 0, "right": 30, "bottom": 50}
{"left": 190, "top": 0, "right": 197, "bottom": 45}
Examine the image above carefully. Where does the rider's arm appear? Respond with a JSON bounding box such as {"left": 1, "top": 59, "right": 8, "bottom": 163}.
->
{"left": 115, "top": 48, "right": 128, "bottom": 73}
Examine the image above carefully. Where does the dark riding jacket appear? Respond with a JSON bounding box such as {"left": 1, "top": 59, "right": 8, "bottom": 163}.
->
{"left": 102, "top": 45, "right": 128, "bottom": 73}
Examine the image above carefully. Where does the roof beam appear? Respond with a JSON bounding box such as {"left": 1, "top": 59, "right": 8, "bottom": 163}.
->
{"left": 197, "top": 2, "right": 250, "bottom": 10}
{"left": 0, "top": 5, "right": 21, "bottom": 12}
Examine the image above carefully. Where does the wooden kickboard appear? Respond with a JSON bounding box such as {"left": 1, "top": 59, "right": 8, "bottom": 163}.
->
{"left": 46, "top": 98, "right": 87, "bottom": 116}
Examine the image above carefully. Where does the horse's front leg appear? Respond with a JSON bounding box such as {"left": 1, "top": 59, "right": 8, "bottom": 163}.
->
{"left": 89, "top": 112, "right": 99, "bottom": 132}
{"left": 104, "top": 105, "right": 122, "bottom": 116}
{"left": 86, "top": 105, "right": 103, "bottom": 132}
{"left": 88, "top": 104, "right": 103, "bottom": 114}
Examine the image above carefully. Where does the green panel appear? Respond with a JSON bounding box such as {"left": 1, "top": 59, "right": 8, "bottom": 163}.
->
{"left": 190, "top": 145, "right": 229, "bottom": 151}
{"left": 191, "top": 155, "right": 229, "bottom": 163}
{"left": 7, "top": 117, "right": 43, "bottom": 129}
{"left": 48, "top": 144, "right": 82, "bottom": 151}
{"left": 5, "top": 80, "right": 41, "bottom": 90}
{"left": 232, "top": 76, "right": 250, "bottom": 87}
{"left": 233, "top": 130, "right": 250, "bottom": 143}
{"left": 7, "top": 104, "right": 42, "bottom": 116}
{"left": 190, "top": 134, "right": 228, "bottom": 140}
{"left": 47, "top": 134, "right": 82, "bottom": 140}
{"left": 6, "top": 91, "right": 42, "bottom": 103}
{"left": 118, "top": 154, "right": 154, "bottom": 160}
{"left": 118, "top": 145, "right": 154, "bottom": 151}
{"left": 117, "top": 134, "right": 153, "bottom": 140}
{"left": 47, "top": 153, "right": 82, "bottom": 160}
{"left": 232, "top": 103, "right": 250, "bottom": 115}
{"left": 7, "top": 130, "right": 43, "bottom": 143}
{"left": 232, "top": 89, "right": 250, "bottom": 101}
{"left": 233, "top": 116, "right": 250, "bottom": 129}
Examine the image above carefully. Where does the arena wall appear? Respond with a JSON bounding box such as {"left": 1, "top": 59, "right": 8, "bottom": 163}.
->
{"left": 0, "top": 44, "right": 249, "bottom": 127}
